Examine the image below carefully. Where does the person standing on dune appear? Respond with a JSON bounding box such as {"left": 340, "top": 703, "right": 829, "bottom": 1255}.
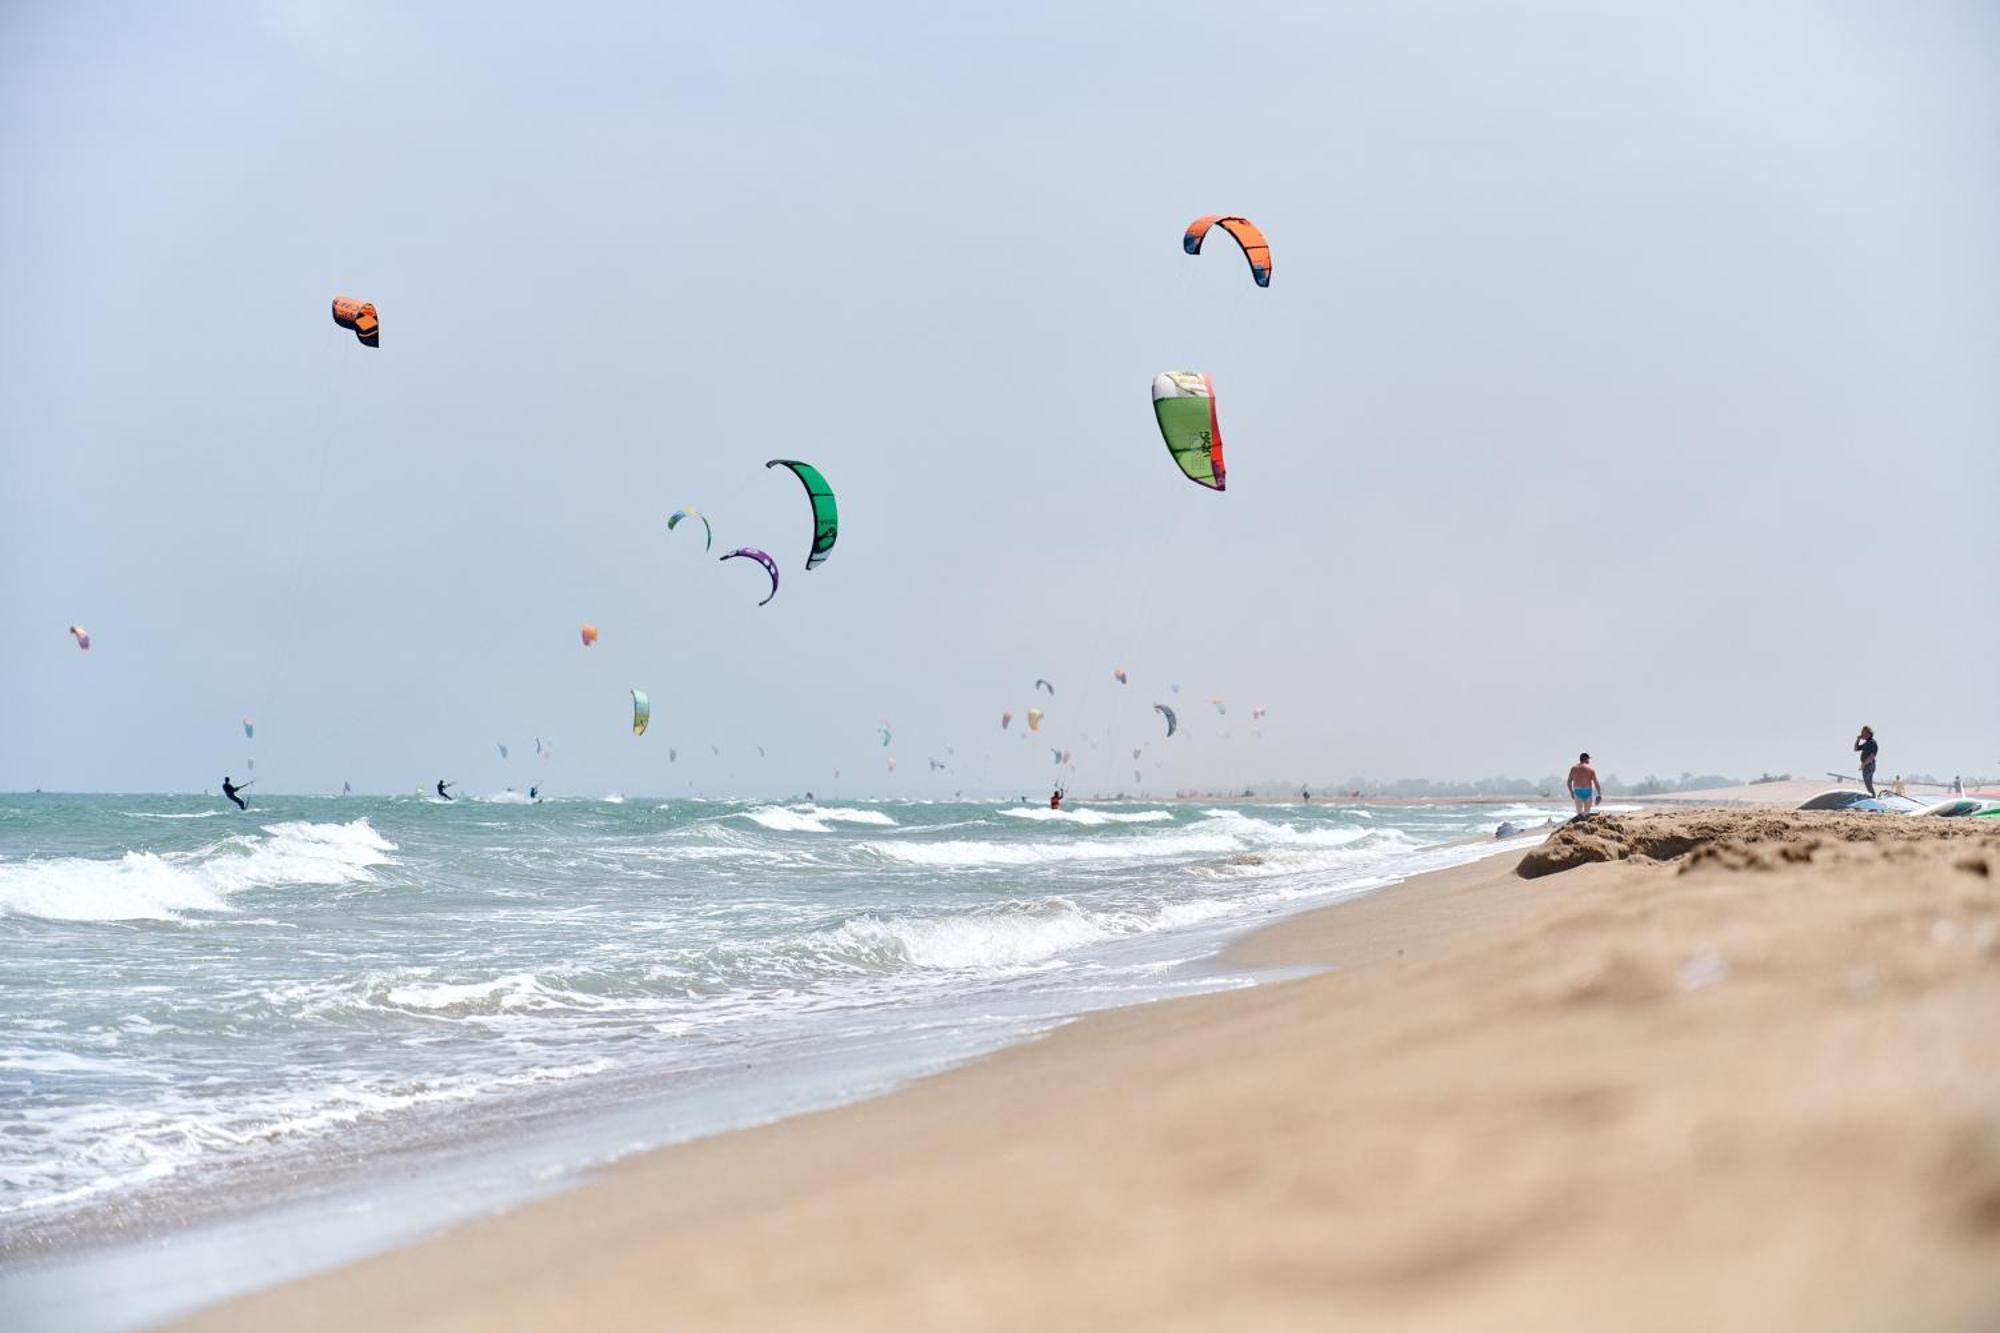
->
{"left": 1854, "top": 726, "right": 1878, "bottom": 796}
{"left": 1567, "top": 753, "right": 1600, "bottom": 819}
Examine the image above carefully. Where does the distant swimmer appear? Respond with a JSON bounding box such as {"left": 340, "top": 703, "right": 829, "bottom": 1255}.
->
{"left": 1854, "top": 726, "right": 1878, "bottom": 796}
{"left": 436, "top": 779, "right": 454, "bottom": 801}
{"left": 1567, "top": 753, "right": 1600, "bottom": 820}
{"left": 221, "top": 776, "right": 252, "bottom": 810}
{"left": 1049, "top": 786, "right": 1064, "bottom": 810}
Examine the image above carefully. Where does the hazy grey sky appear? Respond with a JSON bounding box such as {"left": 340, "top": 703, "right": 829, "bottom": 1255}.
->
{"left": 4, "top": 1, "right": 1996, "bottom": 796}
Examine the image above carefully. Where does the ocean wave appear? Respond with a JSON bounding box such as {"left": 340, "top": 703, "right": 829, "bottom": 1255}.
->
{"left": 741, "top": 805, "right": 899, "bottom": 833}
{"left": 999, "top": 807, "right": 1175, "bottom": 825}
{"left": 824, "top": 899, "right": 1119, "bottom": 969}
{"left": 861, "top": 830, "right": 1242, "bottom": 868}
{"left": 0, "top": 820, "right": 396, "bottom": 923}
{"left": 121, "top": 810, "right": 226, "bottom": 820}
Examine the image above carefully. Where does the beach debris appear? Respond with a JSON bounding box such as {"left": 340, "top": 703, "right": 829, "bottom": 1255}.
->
{"left": 668, "top": 507, "right": 712, "bottom": 551}
{"left": 1183, "top": 214, "right": 1271, "bottom": 287}
{"left": 765, "top": 460, "right": 838, "bottom": 569}
{"left": 330, "top": 296, "right": 379, "bottom": 347}
{"left": 1152, "top": 371, "right": 1226, "bottom": 491}
{"left": 631, "top": 689, "right": 650, "bottom": 737}
{"left": 1154, "top": 703, "right": 1178, "bottom": 737}
{"left": 67, "top": 624, "right": 90, "bottom": 651}
{"left": 720, "top": 547, "right": 780, "bottom": 606}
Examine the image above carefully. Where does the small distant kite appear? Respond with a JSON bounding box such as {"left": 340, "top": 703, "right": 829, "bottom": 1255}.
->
{"left": 1152, "top": 372, "right": 1226, "bottom": 491}
{"left": 668, "top": 508, "right": 712, "bottom": 551}
{"left": 1252, "top": 706, "right": 1267, "bottom": 721}
{"left": 580, "top": 624, "right": 599, "bottom": 647}
{"left": 68, "top": 625, "right": 90, "bottom": 652}
{"left": 498, "top": 743, "right": 509, "bottom": 759}
{"left": 886, "top": 755, "right": 897, "bottom": 773}
{"left": 631, "top": 689, "right": 651, "bottom": 737}
{"left": 1001, "top": 711, "right": 1013, "bottom": 730}
{"left": 720, "top": 547, "right": 780, "bottom": 606}
{"left": 879, "top": 726, "right": 892, "bottom": 747}
{"left": 1026, "top": 708, "right": 1045, "bottom": 732}
{"left": 1154, "top": 704, "right": 1178, "bottom": 738}
{"left": 1034, "top": 679, "right": 1055, "bottom": 696}
{"left": 1210, "top": 698, "right": 1227, "bottom": 716}
{"left": 765, "top": 460, "right": 839, "bottom": 570}
{"left": 242, "top": 718, "right": 255, "bottom": 740}
{"left": 1182, "top": 215, "right": 1271, "bottom": 287}
{"left": 330, "top": 296, "right": 380, "bottom": 347}
{"left": 1113, "top": 668, "right": 1126, "bottom": 684}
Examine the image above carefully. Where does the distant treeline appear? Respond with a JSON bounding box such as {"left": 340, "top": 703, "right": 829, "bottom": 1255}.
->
{"left": 1248, "top": 772, "right": 1763, "bottom": 798}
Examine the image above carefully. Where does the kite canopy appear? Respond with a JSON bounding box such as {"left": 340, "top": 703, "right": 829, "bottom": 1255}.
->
{"left": 765, "top": 460, "right": 838, "bottom": 570}
{"left": 1034, "top": 679, "right": 1054, "bottom": 695}
{"left": 1252, "top": 706, "right": 1267, "bottom": 721}
{"left": 330, "top": 296, "right": 380, "bottom": 347}
{"left": 1154, "top": 703, "right": 1178, "bottom": 737}
{"left": 720, "top": 547, "right": 780, "bottom": 606}
{"left": 498, "top": 743, "right": 509, "bottom": 759}
{"left": 68, "top": 625, "right": 90, "bottom": 651}
{"left": 631, "top": 689, "right": 651, "bottom": 737}
{"left": 580, "top": 623, "right": 599, "bottom": 647}
{"left": 668, "top": 508, "right": 713, "bottom": 551}
{"left": 1026, "top": 708, "right": 1045, "bottom": 732}
{"left": 1001, "top": 711, "right": 1013, "bottom": 730}
{"left": 1182, "top": 215, "right": 1271, "bottom": 287}
{"left": 879, "top": 726, "right": 892, "bottom": 747}
{"left": 1210, "top": 698, "right": 1227, "bottom": 715}
{"left": 242, "top": 718, "right": 254, "bottom": 740}
{"left": 1151, "top": 372, "right": 1226, "bottom": 491}
{"left": 1113, "top": 668, "right": 1126, "bottom": 684}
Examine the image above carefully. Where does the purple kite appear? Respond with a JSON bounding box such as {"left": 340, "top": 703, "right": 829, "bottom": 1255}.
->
{"left": 720, "top": 547, "right": 780, "bottom": 606}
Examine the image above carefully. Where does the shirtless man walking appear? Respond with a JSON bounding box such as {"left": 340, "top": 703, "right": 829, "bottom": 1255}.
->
{"left": 1567, "top": 753, "right": 1600, "bottom": 819}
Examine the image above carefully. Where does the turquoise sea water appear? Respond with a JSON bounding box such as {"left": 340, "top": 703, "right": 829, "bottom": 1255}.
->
{"left": 0, "top": 791, "right": 1552, "bottom": 1326}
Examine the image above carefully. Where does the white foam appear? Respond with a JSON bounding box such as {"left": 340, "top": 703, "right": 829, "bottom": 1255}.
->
{"left": 863, "top": 830, "right": 1242, "bottom": 867}
{"left": 0, "top": 820, "right": 396, "bottom": 923}
{"left": 826, "top": 900, "right": 1117, "bottom": 969}
{"left": 740, "top": 805, "right": 900, "bottom": 833}
{"left": 477, "top": 791, "right": 533, "bottom": 805}
{"left": 999, "top": 807, "right": 1175, "bottom": 825}
{"left": 121, "top": 810, "right": 226, "bottom": 820}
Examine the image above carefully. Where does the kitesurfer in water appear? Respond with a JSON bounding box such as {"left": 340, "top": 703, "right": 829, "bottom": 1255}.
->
{"left": 436, "top": 779, "right": 454, "bottom": 801}
{"left": 529, "top": 785, "right": 539, "bottom": 802}
{"left": 221, "top": 776, "right": 251, "bottom": 810}
{"left": 1049, "top": 786, "right": 1064, "bottom": 810}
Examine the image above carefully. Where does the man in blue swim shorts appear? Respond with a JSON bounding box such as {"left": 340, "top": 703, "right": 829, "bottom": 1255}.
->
{"left": 1567, "top": 753, "right": 1600, "bottom": 819}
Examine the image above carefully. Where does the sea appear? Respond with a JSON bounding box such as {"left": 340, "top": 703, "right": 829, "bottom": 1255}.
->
{"left": 0, "top": 792, "right": 1555, "bottom": 1329}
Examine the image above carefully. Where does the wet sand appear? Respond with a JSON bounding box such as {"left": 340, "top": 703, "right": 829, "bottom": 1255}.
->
{"left": 177, "top": 810, "right": 2000, "bottom": 1332}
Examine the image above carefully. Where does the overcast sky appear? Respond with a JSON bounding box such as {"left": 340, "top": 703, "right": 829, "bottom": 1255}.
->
{"left": 3, "top": 1, "right": 1995, "bottom": 797}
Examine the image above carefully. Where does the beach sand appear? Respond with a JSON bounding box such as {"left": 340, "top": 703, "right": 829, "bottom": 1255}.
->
{"left": 177, "top": 811, "right": 2000, "bottom": 1332}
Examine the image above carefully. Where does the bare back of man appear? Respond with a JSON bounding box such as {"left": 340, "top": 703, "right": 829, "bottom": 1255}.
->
{"left": 1566, "top": 754, "right": 1600, "bottom": 818}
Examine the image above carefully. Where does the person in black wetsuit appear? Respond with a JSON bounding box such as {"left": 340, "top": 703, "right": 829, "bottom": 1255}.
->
{"left": 436, "top": 779, "right": 454, "bottom": 801}
{"left": 221, "top": 776, "right": 250, "bottom": 810}
{"left": 1854, "top": 726, "right": 1879, "bottom": 796}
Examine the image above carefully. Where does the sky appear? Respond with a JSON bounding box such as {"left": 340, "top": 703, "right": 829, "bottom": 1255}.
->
{"left": 2, "top": 0, "right": 1995, "bottom": 798}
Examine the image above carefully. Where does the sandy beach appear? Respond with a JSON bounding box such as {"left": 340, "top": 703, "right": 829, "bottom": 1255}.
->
{"left": 172, "top": 809, "right": 2000, "bottom": 1332}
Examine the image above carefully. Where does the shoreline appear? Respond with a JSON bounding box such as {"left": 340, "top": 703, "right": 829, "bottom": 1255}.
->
{"left": 171, "top": 808, "right": 2000, "bottom": 1331}
{"left": 4, "top": 813, "right": 1532, "bottom": 1331}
